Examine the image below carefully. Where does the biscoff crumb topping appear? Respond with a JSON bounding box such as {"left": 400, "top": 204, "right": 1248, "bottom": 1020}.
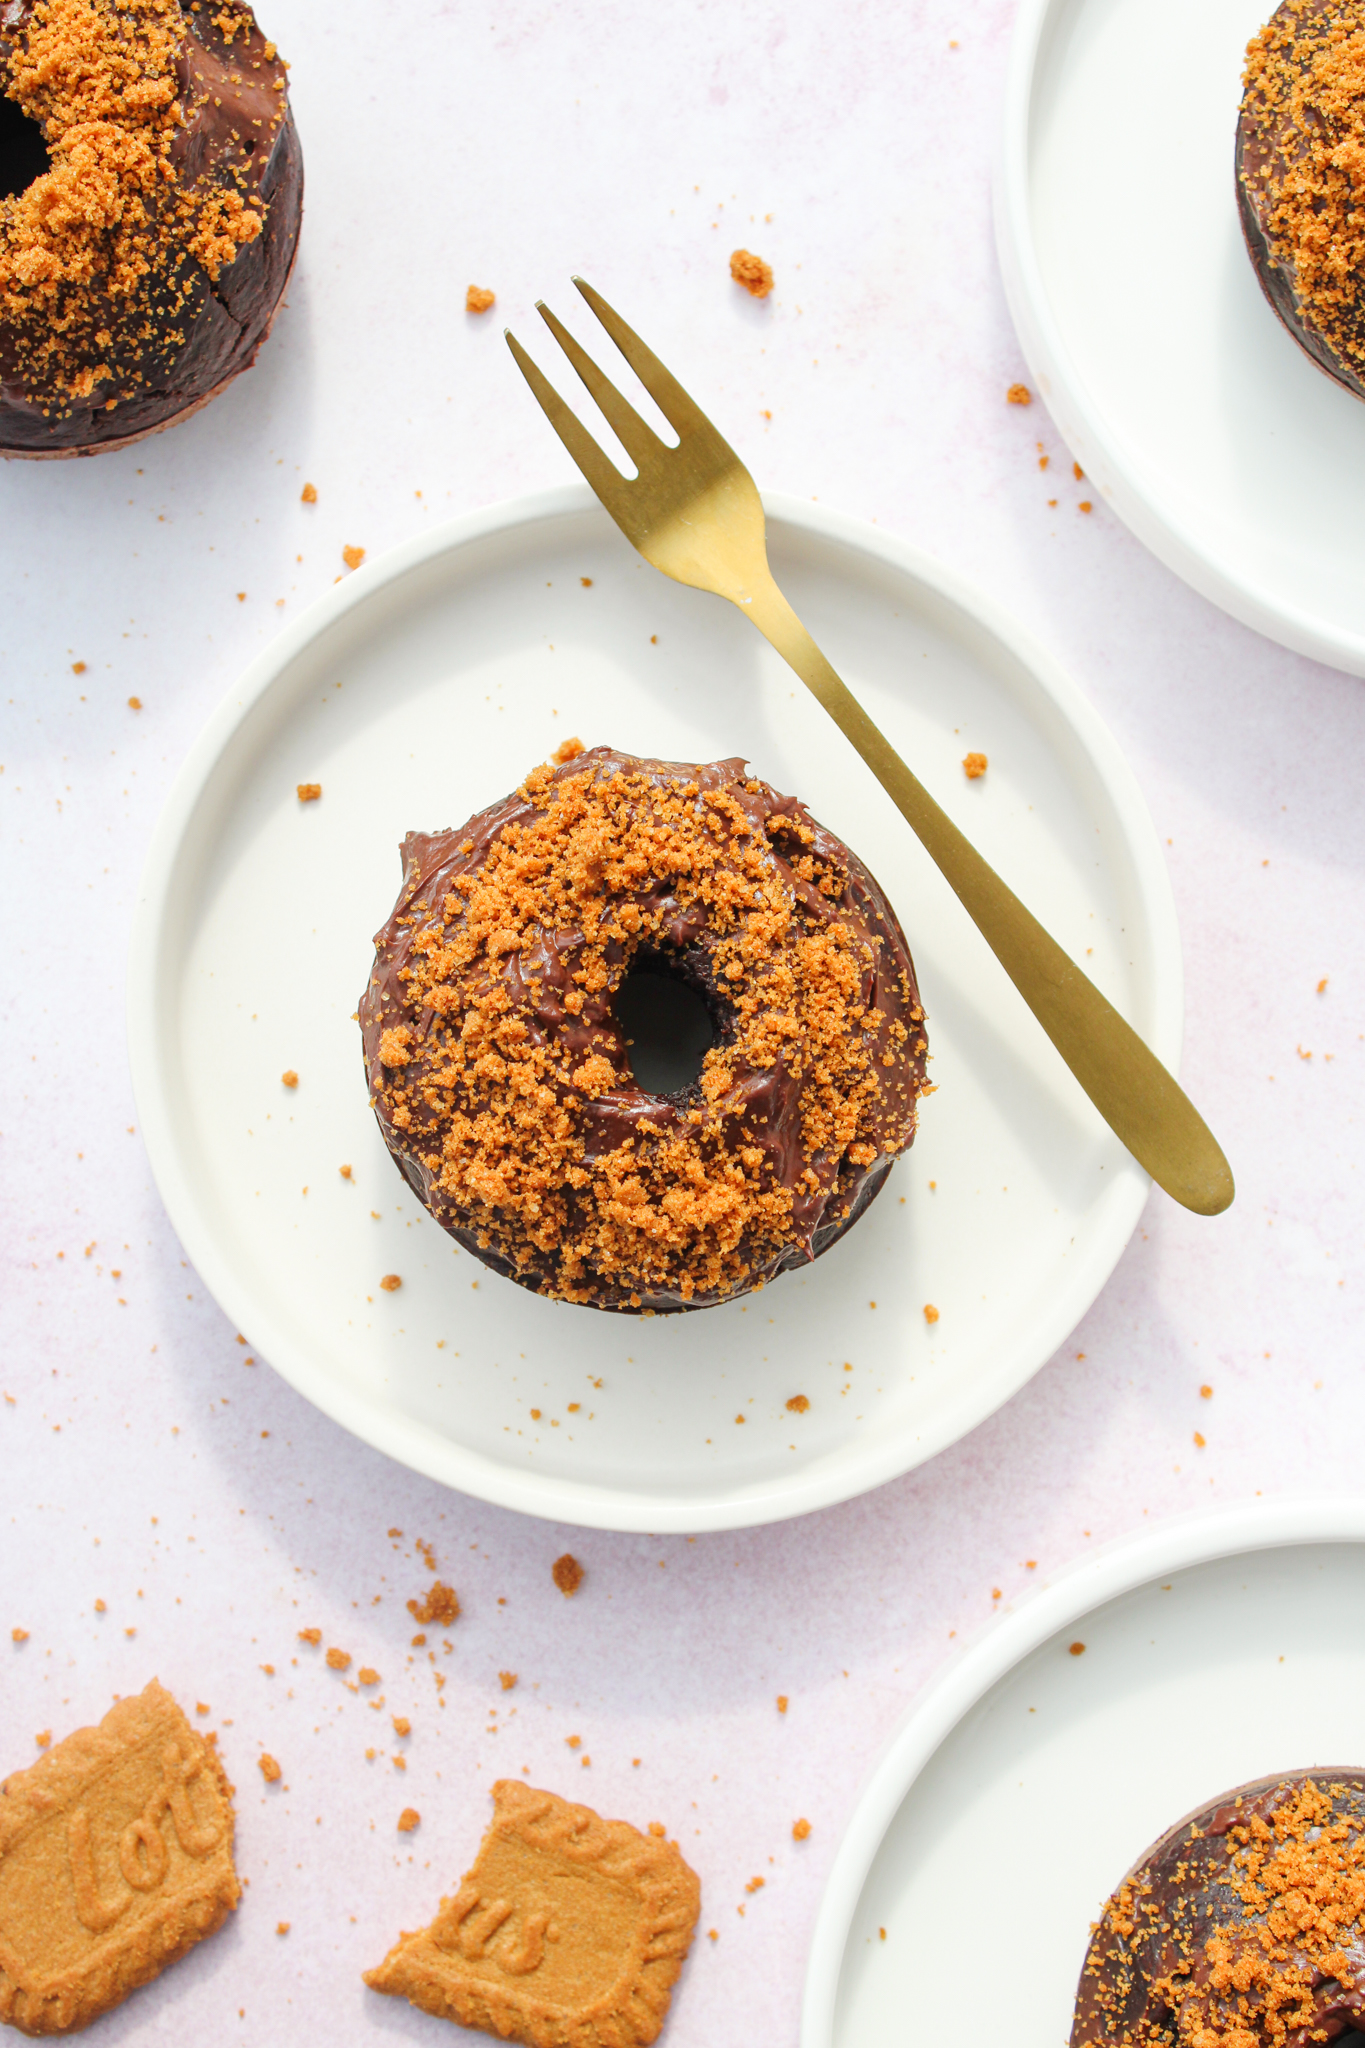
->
{"left": 367, "top": 755, "right": 926, "bottom": 1305}
{"left": 0, "top": 0, "right": 281, "bottom": 408}
{"left": 1243, "top": 1, "right": 1365, "bottom": 371}
{"left": 1092, "top": 1779, "right": 1365, "bottom": 2043}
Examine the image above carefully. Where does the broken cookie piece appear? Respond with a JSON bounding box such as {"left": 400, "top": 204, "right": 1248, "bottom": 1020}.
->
{"left": 364, "top": 1778, "right": 700, "bottom": 2046}
{"left": 0, "top": 1679, "right": 238, "bottom": 2036}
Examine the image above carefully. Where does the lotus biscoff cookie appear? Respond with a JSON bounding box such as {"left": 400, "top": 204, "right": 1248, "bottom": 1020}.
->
{"left": 0, "top": 1680, "right": 239, "bottom": 2037}
{"left": 364, "top": 1778, "right": 701, "bottom": 2047}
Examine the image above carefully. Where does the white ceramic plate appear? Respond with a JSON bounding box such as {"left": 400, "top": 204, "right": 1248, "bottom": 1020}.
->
{"left": 996, "top": 0, "right": 1365, "bottom": 676}
{"left": 802, "top": 1500, "right": 1365, "bottom": 2047}
{"left": 128, "top": 484, "right": 1180, "bottom": 1533}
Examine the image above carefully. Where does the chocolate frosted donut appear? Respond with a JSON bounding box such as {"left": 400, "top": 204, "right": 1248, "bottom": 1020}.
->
{"left": 360, "top": 747, "right": 931, "bottom": 1314}
{"left": 1074, "top": 1769, "right": 1365, "bottom": 2044}
{"left": 0, "top": 0, "right": 302, "bottom": 457}
{"left": 1237, "top": 0, "right": 1365, "bottom": 401}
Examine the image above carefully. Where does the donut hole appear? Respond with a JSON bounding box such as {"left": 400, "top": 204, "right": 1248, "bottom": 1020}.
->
{"left": 615, "top": 960, "right": 715, "bottom": 1099}
{"left": 0, "top": 98, "right": 52, "bottom": 201}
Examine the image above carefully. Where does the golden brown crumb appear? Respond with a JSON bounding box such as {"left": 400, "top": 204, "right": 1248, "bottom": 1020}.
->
{"left": 11, "top": 1628, "right": 29, "bottom": 1643}
{"left": 793, "top": 1818, "right": 812, "bottom": 1840}
{"left": 127, "top": 696, "right": 142, "bottom": 710}
{"left": 258, "top": 1753, "right": 281, "bottom": 1782}
{"left": 552, "top": 735, "right": 586, "bottom": 764}
{"left": 1007, "top": 383, "right": 1031, "bottom": 404}
{"left": 745, "top": 1876, "right": 765, "bottom": 1893}
{"left": 1078, "top": 500, "right": 1093, "bottom": 514}
{"left": 301, "top": 482, "right": 317, "bottom": 504}
{"left": 358, "top": 1667, "right": 380, "bottom": 1687}
{"left": 326, "top": 1648, "right": 351, "bottom": 1671}
{"left": 276, "top": 1922, "right": 290, "bottom": 1935}
{"left": 499, "top": 1671, "right": 518, "bottom": 1691}
{"left": 407, "top": 1581, "right": 460, "bottom": 1626}
{"left": 776, "top": 1695, "right": 788, "bottom": 1714}
{"left": 281, "top": 1069, "right": 299, "bottom": 1088}
{"left": 379, "top": 1273, "right": 402, "bottom": 1292}
{"left": 71, "top": 661, "right": 86, "bottom": 675}
{"left": 194, "top": 1699, "right": 208, "bottom": 1714}
{"left": 342, "top": 544, "right": 365, "bottom": 571}
{"left": 923, "top": 1303, "right": 940, "bottom": 1324}
{"left": 786, "top": 1394, "right": 810, "bottom": 1413}
{"left": 1069, "top": 1642, "right": 1086, "bottom": 1656}
{"left": 1318, "top": 976, "right": 1330, "bottom": 993}
{"left": 962, "top": 753, "right": 988, "bottom": 780}
{"left": 552, "top": 1553, "right": 584, "bottom": 1597}
{"left": 580, "top": 576, "right": 593, "bottom": 587}
{"left": 465, "top": 285, "right": 496, "bottom": 314}
{"left": 730, "top": 248, "right": 774, "bottom": 297}
{"left": 339, "top": 1164, "right": 353, "bottom": 1179}
{"left": 1194, "top": 1431, "right": 1206, "bottom": 1448}
{"left": 392, "top": 1716, "right": 411, "bottom": 1736}
{"left": 396, "top": 1807, "right": 420, "bottom": 1833}
{"left": 298, "top": 1627, "right": 322, "bottom": 1645}
{"left": 296, "top": 783, "right": 321, "bottom": 802}
{"left": 35, "top": 1731, "right": 51, "bottom": 1749}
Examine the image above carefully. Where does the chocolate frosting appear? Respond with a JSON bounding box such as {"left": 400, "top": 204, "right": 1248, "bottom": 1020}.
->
{"left": 0, "top": 0, "right": 302, "bottom": 457}
{"left": 359, "top": 748, "right": 930, "bottom": 1314}
{"left": 1074, "top": 1769, "right": 1365, "bottom": 2045}
{"left": 1236, "top": 0, "right": 1365, "bottom": 403}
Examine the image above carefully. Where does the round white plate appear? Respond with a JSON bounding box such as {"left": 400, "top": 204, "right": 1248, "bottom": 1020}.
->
{"left": 996, "top": 0, "right": 1365, "bottom": 676}
{"left": 128, "top": 483, "right": 1180, "bottom": 1533}
{"left": 802, "top": 1499, "right": 1365, "bottom": 2047}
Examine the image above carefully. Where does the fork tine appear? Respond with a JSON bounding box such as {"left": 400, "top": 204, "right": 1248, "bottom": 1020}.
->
{"left": 572, "top": 278, "right": 714, "bottom": 442}
{"left": 536, "top": 302, "right": 665, "bottom": 469}
{"left": 504, "top": 330, "right": 629, "bottom": 510}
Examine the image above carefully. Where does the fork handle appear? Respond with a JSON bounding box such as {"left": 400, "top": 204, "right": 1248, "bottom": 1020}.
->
{"left": 740, "top": 575, "right": 1233, "bottom": 1216}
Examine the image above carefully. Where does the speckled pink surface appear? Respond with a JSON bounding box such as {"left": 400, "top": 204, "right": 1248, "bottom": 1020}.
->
{"left": 2, "top": 2, "right": 1362, "bottom": 2042}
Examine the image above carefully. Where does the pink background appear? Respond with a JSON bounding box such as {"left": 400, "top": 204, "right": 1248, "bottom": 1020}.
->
{"left": 2, "top": 1, "right": 1362, "bottom": 2041}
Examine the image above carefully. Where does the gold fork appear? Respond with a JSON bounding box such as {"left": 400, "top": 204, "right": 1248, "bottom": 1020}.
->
{"left": 506, "top": 279, "right": 1233, "bottom": 1217}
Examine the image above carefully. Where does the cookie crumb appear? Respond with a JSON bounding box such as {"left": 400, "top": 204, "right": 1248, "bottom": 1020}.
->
{"left": 127, "top": 695, "right": 142, "bottom": 710}
{"left": 776, "top": 1695, "right": 788, "bottom": 1714}
{"left": 499, "top": 1671, "right": 518, "bottom": 1691}
{"left": 1007, "top": 383, "right": 1031, "bottom": 404}
{"left": 730, "top": 248, "right": 773, "bottom": 298}
{"left": 962, "top": 754, "right": 988, "bottom": 780}
{"left": 397, "top": 1807, "right": 420, "bottom": 1833}
{"left": 276, "top": 1921, "right": 290, "bottom": 1935}
{"left": 340, "top": 1164, "right": 353, "bottom": 1179}
{"left": 552, "top": 1553, "right": 584, "bottom": 1597}
{"left": 298, "top": 1627, "right": 322, "bottom": 1645}
{"left": 923, "top": 1303, "right": 940, "bottom": 1323}
{"left": 281, "top": 1069, "right": 299, "bottom": 1088}
{"left": 11, "top": 1628, "right": 29, "bottom": 1644}
{"left": 326, "top": 1648, "right": 351, "bottom": 1671}
{"left": 408, "top": 1582, "right": 460, "bottom": 1626}
{"left": 296, "top": 783, "right": 321, "bottom": 802}
{"left": 35, "top": 1730, "right": 51, "bottom": 1749}
{"left": 342, "top": 544, "right": 366, "bottom": 571}
{"left": 793, "top": 1818, "right": 812, "bottom": 1840}
{"left": 71, "top": 660, "right": 87, "bottom": 674}
{"left": 466, "top": 286, "right": 496, "bottom": 314}
{"left": 358, "top": 1667, "right": 380, "bottom": 1687}
{"left": 258, "top": 1753, "right": 281, "bottom": 1782}
{"left": 392, "top": 1716, "right": 411, "bottom": 1736}
{"left": 379, "top": 1274, "right": 402, "bottom": 1292}
{"left": 785, "top": 1394, "right": 810, "bottom": 1413}
{"left": 1069, "top": 1642, "right": 1086, "bottom": 1657}
{"left": 552, "top": 736, "right": 586, "bottom": 765}
{"left": 301, "top": 482, "right": 317, "bottom": 504}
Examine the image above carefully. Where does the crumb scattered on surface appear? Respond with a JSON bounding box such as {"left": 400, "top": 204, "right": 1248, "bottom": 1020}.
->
{"left": 466, "top": 285, "right": 496, "bottom": 313}
{"left": 786, "top": 1394, "right": 810, "bottom": 1413}
{"left": 276, "top": 1921, "right": 290, "bottom": 1934}
{"left": 962, "top": 754, "right": 988, "bottom": 780}
{"left": 379, "top": 1274, "right": 402, "bottom": 1292}
{"left": 281, "top": 1069, "right": 299, "bottom": 1088}
{"left": 793, "top": 1818, "right": 812, "bottom": 1840}
{"left": 127, "top": 695, "right": 142, "bottom": 710}
{"left": 392, "top": 1716, "right": 411, "bottom": 1736}
{"left": 258, "top": 1753, "right": 281, "bottom": 1782}
{"left": 298, "top": 1627, "right": 322, "bottom": 1645}
{"left": 552, "top": 1553, "right": 584, "bottom": 1597}
{"left": 1007, "top": 383, "right": 1031, "bottom": 404}
{"left": 408, "top": 1581, "right": 460, "bottom": 1626}
{"left": 342, "top": 544, "right": 365, "bottom": 571}
{"left": 730, "top": 248, "right": 774, "bottom": 297}
{"left": 296, "top": 783, "right": 321, "bottom": 802}
{"left": 552, "top": 736, "right": 586, "bottom": 765}
{"left": 499, "top": 1671, "right": 518, "bottom": 1691}
{"left": 326, "top": 1648, "right": 351, "bottom": 1671}
{"left": 923, "top": 1303, "right": 940, "bottom": 1323}
{"left": 11, "top": 1629, "right": 29, "bottom": 1644}
{"left": 776, "top": 1695, "right": 788, "bottom": 1714}
{"left": 1069, "top": 1642, "right": 1086, "bottom": 1657}
{"left": 35, "top": 1731, "right": 51, "bottom": 1749}
{"left": 397, "top": 1807, "right": 420, "bottom": 1832}
{"left": 301, "top": 482, "right": 317, "bottom": 504}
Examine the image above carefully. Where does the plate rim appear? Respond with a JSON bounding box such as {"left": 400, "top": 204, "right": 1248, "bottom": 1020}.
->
{"left": 800, "top": 1495, "right": 1365, "bottom": 2048}
{"left": 127, "top": 480, "right": 1183, "bottom": 1533}
{"left": 994, "top": 0, "right": 1365, "bottom": 678}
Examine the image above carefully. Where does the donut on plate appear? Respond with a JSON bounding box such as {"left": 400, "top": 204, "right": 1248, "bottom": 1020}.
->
{"left": 0, "top": 0, "right": 302, "bottom": 457}
{"left": 1237, "top": 0, "right": 1365, "bottom": 400}
{"left": 360, "top": 747, "right": 931, "bottom": 1314}
{"left": 1073, "top": 1768, "right": 1365, "bottom": 2043}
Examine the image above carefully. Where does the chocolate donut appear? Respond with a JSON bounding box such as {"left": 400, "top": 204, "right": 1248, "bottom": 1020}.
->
{"left": 0, "top": 0, "right": 302, "bottom": 458}
{"left": 1237, "top": 0, "right": 1365, "bottom": 401}
{"left": 360, "top": 747, "right": 931, "bottom": 1314}
{"left": 1073, "top": 1769, "right": 1365, "bottom": 2044}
